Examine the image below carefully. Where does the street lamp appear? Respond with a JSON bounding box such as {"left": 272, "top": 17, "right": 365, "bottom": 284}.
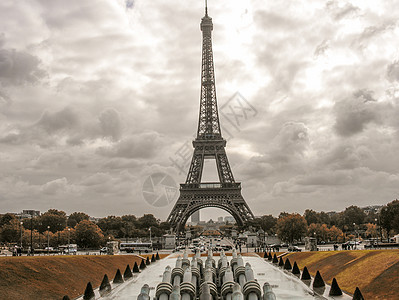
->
{"left": 149, "top": 227, "right": 152, "bottom": 242}
{"left": 20, "top": 221, "right": 23, "bottom": 249}
{"left": 67, "top": 228, "right": 71, "bottom": 254}
{"left": 353, "top": 223, "right": 357, "bottom": 250}
{"left": 30, "top": 215, "right": 33, "bottom": 256}
{"left": 47, "top": 226, "right": 50, "bottom": 255}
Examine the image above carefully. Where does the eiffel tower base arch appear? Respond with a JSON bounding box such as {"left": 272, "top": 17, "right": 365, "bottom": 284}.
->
{"left": 167, "top": 183, "right": 254, "bottom": 232}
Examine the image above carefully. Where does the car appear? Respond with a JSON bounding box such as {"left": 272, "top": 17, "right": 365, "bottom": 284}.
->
{"left": 44, "top": 247, "right": 54, "bottom": 251}
{"left": 288, "top": 245, "right": 302, "bottom": 252}
{"left": 100, "top": 247, "right": 107, "bottom": 254}
{"left": 270, "top": 244, "right": 281, "bottom": 249}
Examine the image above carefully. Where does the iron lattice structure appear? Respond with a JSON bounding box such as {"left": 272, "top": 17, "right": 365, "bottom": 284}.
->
{"left": 167, "top": 6, "right": 255, "bottom": 232}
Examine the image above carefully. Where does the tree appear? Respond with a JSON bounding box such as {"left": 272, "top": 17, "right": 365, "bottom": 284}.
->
{"left": 328, "top": 225, "right": 343, "bottom": 242}
{"left": 137, "top": 214, "right": 159, "bottom": 229}
{"left": 304, "top": 209, "right": 320, "bottom": 225}
{"left": 75, "top": 220, "right": 104, "bottom": 248}
{"left": 277, "top": 213, "right": 307, "bottom": 243}
{"left": 0, "top": 218, "right": 21, "bottom": 243}
{"left": 365, "top": 223, "right": 378, "bottom": 239}
{"left": 380, "top": 199, "right": 399, "bottom": 236}
{"left": 341, "top": 206, "right": 366, "bottom": 230}
{"left": 258, "top": 215, "right": 277, "bottom": 234}
{"left": 67, "top": 212, "right": 90, "bottom": 228}
{"left": 0, "top": 213, "right": 16, "bottom": 227}
{"left": 37, "top": 209, "right": 67, "bottom": 233}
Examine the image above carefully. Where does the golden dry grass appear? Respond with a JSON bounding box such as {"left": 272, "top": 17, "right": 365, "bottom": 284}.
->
{"left": 286, "top": 249, "right": 399, "bottom": 299}
{"left": 0, "top": 253, "right": 167, "bottom": 299}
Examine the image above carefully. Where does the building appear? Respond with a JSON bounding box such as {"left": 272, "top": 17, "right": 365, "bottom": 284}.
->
{"left": 14, "top": 210, "right": 41, "bottom": 219}
{"left": 191, "top": 211, "right": 200, "bottom": 224}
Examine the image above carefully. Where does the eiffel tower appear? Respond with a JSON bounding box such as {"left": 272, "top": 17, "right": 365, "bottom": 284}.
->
{"left": 167, "top": 2, "right": 255, "bottom": 232}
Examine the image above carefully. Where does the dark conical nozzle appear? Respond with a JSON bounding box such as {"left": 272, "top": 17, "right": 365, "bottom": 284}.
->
{"left": 352, "top": 287, "right": 364, "bottom": 300}
{"left": 329, "top": 278, "right": 342, "bottom": 296}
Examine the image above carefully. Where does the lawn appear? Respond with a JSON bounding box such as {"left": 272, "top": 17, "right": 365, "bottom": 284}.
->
{"left": 286, "top": 249, "right": 399, "bottom": 299}
{"left": 0, "top": 253, "right": 166, "bottom": 299}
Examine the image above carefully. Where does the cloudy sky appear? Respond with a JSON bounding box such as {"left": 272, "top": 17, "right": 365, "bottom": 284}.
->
{"left": 1, "top": 0, "right": 399, "bottom": 220}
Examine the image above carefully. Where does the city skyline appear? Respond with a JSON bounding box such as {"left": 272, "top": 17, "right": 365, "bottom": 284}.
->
{"left": 1, "top": 0, "right": 399, "bottom": 220}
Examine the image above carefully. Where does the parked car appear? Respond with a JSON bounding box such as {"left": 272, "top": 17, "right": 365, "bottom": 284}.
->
{"left": 100, "top": 247, "right": 107, "bottom": 254}
{"left": 288, "top": 245, "right": 302, "bottom": 252}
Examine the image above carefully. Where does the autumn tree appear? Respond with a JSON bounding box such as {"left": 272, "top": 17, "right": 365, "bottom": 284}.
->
{"left": 365, "top": 223, "right": 378, "bottom": 239}
{"left": 328, "top": 225, "right": 343, "bottom": 242}
{"left": 277, "top": 213, "right": 307, "bottom": 243}
{"left": 75, "top": 220, "right": 104, "bottom": 248}
{"left": 0, "top": 218, "right": 22, "bottom": 243}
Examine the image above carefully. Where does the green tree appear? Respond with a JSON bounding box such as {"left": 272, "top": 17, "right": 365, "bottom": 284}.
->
{"left": 0, "top": 213, "right": 16, "bottom": 227}
{"left": 277, "top": 213, "right": 307, "bottom": 243}
{"left": 75, "top": 220, "right": 104, "bottom": 248}
{"left": 137, "top": 214, "right": 159, "bottom": 229}
{"left": 304, "top": 209, "right": 320, "bottom": 225}
{"left": 37, "top": 209, "right": 67, "bottom": 233}
{"left": 258, "top": 215, "right": 277, "bottom": 234}
{"left": 380, "top": 199, "right": 399, "bottom": 236}
{"left": 67, "top": 212, "right": 90, "bottom": 228}
{"left": 97, "top": 216, "right": 125, "bottom": 237}
{"left": 341, "top": 206, "right": 366, "bottom": 230}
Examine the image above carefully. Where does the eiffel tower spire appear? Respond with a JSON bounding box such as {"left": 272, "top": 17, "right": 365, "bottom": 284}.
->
{"left": 167, "top": 3, "right": 254, "bottom": 232}
{"left": 198, "top": 0, "right": 221, "bottom": 139}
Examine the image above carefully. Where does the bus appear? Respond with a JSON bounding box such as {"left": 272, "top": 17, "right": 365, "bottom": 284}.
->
{"left": 59, "top": 244, "right": 77, "bottom": 254}
{"left": 120, "top": 242, "right": 152, "bottom": 253}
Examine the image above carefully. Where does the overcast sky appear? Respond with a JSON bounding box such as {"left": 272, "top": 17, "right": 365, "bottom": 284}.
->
{"left": 1, "top": 0, "right": 399, "bottom": 220}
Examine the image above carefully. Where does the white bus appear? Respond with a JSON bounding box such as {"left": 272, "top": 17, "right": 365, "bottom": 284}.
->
{"left": 59, "top": 244, "right": 77, "bottom": 254}
{"left": 120, "top": 242, "right": 152, "bottom": 253}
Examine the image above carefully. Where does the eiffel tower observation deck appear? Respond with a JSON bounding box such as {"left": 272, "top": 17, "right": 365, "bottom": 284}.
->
{"left": 167, "top": 2, "right": 255, "bottom": 232}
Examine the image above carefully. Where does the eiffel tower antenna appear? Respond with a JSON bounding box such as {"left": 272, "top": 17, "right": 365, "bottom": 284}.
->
{"left": 167, "top": 3, "right": 254, "bottom": 232}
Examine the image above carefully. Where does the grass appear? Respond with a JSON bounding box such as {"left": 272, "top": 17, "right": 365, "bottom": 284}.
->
{"left": 0, "top": 253, "right": 167, "bottom": 299}
{"left": 286, "top": 249, "right": 399, "bottom": 299}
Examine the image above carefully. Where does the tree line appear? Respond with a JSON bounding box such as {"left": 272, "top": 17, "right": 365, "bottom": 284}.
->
{"left": 0, "top": 210, "right": 168, "bottom": 249}
{"left": 1, "top": 199, "right": 398, "bottom": 248}
{"left": 245, "top": 200, "right": 399, "bottom": 243}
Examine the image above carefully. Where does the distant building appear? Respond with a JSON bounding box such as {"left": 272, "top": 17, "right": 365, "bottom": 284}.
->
{"left": 191, "top": 211, "right": 200, "bottom": 224}
{"left": 224, "top": 216, "right": 235, "bottom": 223}
{"left": 22, "top": 210, "right": 40, "bottom": 216}
{"left": 14, "top": 210, "right": 41, "bottom": 219}
{"left": 362, "top": 205, "right": 383, "bottom": 215}
{"left": 89, "top": 217, "right": 100, "bottom": 223}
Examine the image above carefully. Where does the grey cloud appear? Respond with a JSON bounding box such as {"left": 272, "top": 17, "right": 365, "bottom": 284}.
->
{"left": 274, "top": 122, "right": 309, "bottom": 155}
{"left": 314, "top": 39, "right": 330, "bottom": 57}
{"left": 326, "top": 1, "right": 360, "bottom": 20}
{"left": 40, "top": 177, "right": 70, "bottom": 195}
{"left": 97, "top": 131, "right": 162, "bottom": 159}
{"left": 126, "top": 0, "right": 134, "bottom": 9}
{"left": 99, "top": 108, "right": 122, "bottom": 141}
{"left": 387, "top": 61, "right": 399, "bottom": 82}
{"left": 0, "top": 43, "right": 46, "bottom": 85}
{"left": 0, "top": 89, "right": 11, "bottom": 106}
{"left": 35, "top": 107, "right": 80, "bottom": 133}
{"left": 321, "top": 143, "right": 373, "bottom": 170}
{"left": 334, "top": 90, "right": 378, "bottom": 137}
